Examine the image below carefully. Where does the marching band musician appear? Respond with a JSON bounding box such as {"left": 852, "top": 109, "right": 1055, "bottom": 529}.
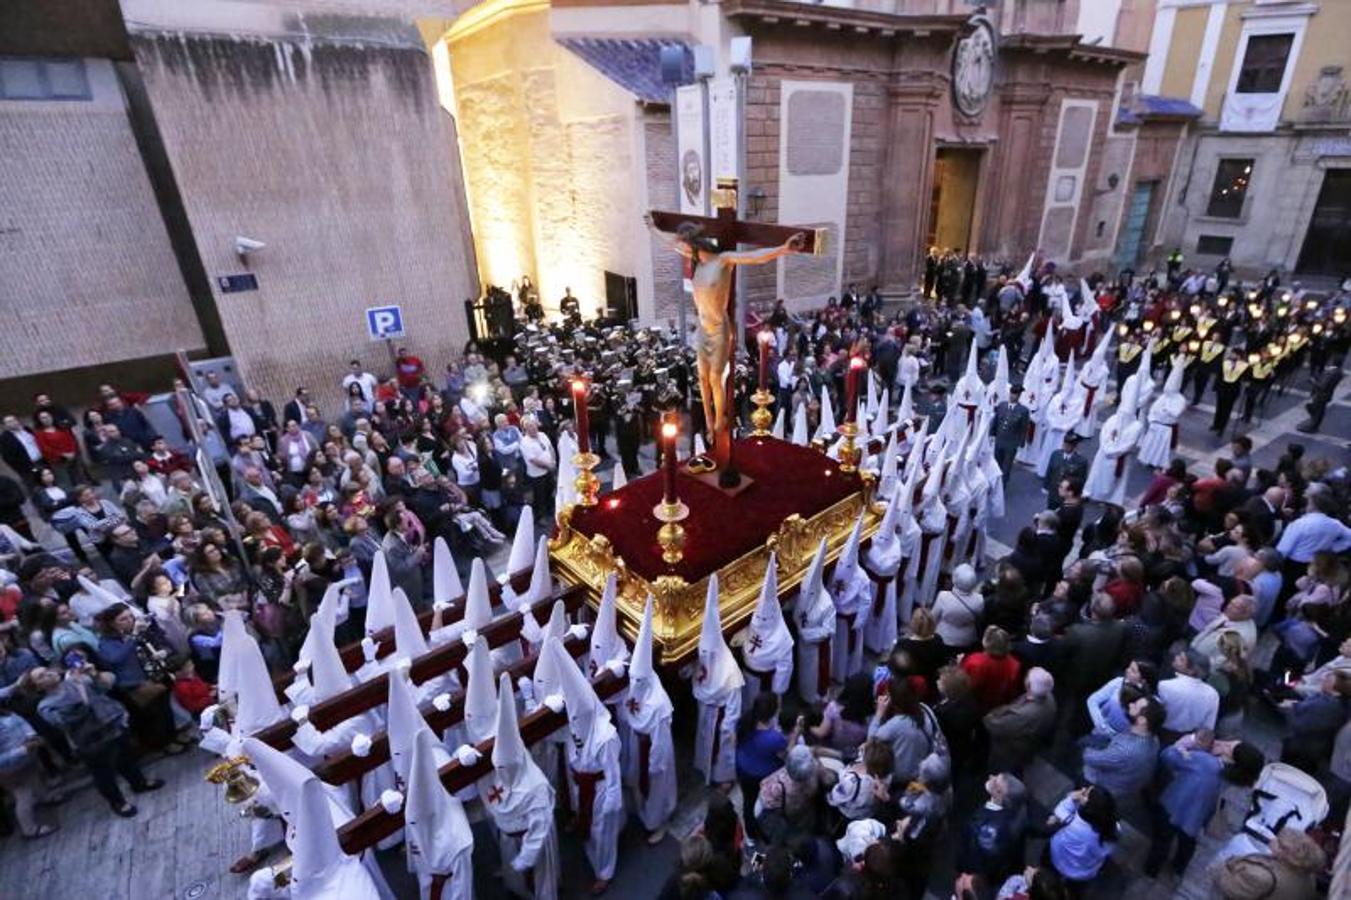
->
{"left": 1210, "top": 348, "right": 1250, "bottom": 434}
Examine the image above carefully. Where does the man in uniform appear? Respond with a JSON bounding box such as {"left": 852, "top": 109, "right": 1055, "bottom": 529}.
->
{"left": 1211, "top": 349, "right": 1250, "bottom": 434}
{"left": 1042, "top": 433, "right": 1088, "bottom": 509}
{"left": 613, "top": 391, "right": 643, "bottom": 479}
{"left": 1241, "top": 349, "right": 1276, "bottom": 423}
{"left": 992, "top": 384, "right": 1031, "bottom": 478}
{"left": 1191, "top": 331, "right": 1227, "bottom": 405}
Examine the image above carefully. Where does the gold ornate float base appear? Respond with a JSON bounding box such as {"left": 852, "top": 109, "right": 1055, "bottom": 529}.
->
{"left": 549, "top": 477, "right": 880, "bottom": 666}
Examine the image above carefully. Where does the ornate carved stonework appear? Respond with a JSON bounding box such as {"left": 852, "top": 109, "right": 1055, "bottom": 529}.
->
{"left": 549, "top": 478, "right": 881, "bottom": 666}
{"left": 952, "top": 16, "right": 997, "bottom": 118}
{"left": 1303, "top": 66, "right": 1349, "bottom": 123}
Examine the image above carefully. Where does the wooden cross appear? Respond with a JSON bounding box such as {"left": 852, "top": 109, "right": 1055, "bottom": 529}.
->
{"left": 649, "top": 180, "right": 825, "bottom": 472}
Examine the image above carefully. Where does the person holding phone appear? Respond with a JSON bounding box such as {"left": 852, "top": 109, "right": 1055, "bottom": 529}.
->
{"left": 29, "top": 666, "right": 163, "bottom": 817}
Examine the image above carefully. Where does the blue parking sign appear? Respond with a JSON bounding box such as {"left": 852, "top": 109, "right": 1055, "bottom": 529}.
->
{"left": 365, "top": 305, "right": 404, "bottom": 340}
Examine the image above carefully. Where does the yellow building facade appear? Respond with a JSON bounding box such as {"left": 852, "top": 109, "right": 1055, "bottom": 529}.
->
{"left": 1143, "top": 0, "right": 1351, "bottom": 279}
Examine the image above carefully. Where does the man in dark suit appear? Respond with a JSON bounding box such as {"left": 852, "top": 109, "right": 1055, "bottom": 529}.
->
{"left": 1060, "top": 594, "right": 1126, "bottom": 734}
{"left": 1032, "top": 510, "right": 1065, "bottom": 592}
{"left": 102, "top": 396, "right": 158, "bottom": 450}
{"left": 924, "top": 384, "right": 947, "bottom": 434}
{"left": 1053, "top": 478, "right": 1086, "bottom": 564}
{"left": 242, "top": 390, "right": 278, "bottom": 452}
{"left": 216, "top": 392, "right": 263, "bottom": 446}
{"left": 1240, "top": 485, "right": 1285, "bottom": 546}
{"left": 872, "top": 331, "right": 901, "bottom": 390}
{"left": 282, "top": 387, "right": 312, "bottom": 427}
{"left": 1014, "top": 614, "right": 1064, "bottom": 683}
{"left": 31, "top": 393, "right": 77, "bottom": 430}
{"left": 0, "top": 415, "right": 42, "bottom": 484}
{"left": 1042, "top": 433, "right": 1088, "bottom": 508}
{"left": 991, "top": 384, "right": 1030, "bottom": 478}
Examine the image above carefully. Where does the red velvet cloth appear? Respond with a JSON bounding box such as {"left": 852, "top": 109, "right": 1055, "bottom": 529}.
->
{"left": 568, "top": 438, "right": 862, "bottom": 583}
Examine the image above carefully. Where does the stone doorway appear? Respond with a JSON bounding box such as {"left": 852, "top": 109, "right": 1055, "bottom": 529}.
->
{"left": 927, "top": 147, "right": 983, "bottom": 254}
{"left": 1296, "top": 168, "right": 1351, "bottom": 277}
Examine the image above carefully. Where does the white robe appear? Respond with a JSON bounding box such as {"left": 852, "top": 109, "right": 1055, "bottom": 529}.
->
{"left": 1137, "top": 393, "right": 1186, "bottom": 470}
{"left": 483, "top": 770, "right": 560, "bottom": 900}
{"left": 893, "top": 519, "right": 924, "bottom": 627}
{"left": 793, "top": 591, "right": 836, "bottom": 704}
{"left": 863, "top": 536, "right": 902, "bottom": 655}
{"left": 290, "top": 714, "right": 401, "bottom": 851}
{"left": 960, "top": 468, "right": 991, "bottom": 569}
{"left": 1074, "top": 365, "right": 1109, "bottom": 439}
{"left": 1037, "top": 393, "right": 1083, "bottom": 478}
{"left": 829, "top": 569, "right": 872, "bottom": 682}
{"left": 915, "top": 507, "right": 948, "bottom": 609}
{"left": 245, "top": 783, "right": 393, "bottom": 900}
{"left": 622, "top": 710, "right": 677, "bottom": 832}
{"left": 693, "top": 687, "right": 741, "bottom": 784}
{"left": 406, "top": 742, "right": 474, "bottom": 900}
{"left": 938, "top": 482, "right": 971, "bottom": 575}
{"left": 1015, "top": 364, "right": 1047, "bottom": 465}
{"left": 565, "top": 731, "right": 624, "bottom": 881}
{"left": 1083, "top": 414, "right": 1142, "bottom": 508}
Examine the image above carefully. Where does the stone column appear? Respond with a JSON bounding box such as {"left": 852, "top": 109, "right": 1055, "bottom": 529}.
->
{"left": 876, "top": 71, "right": 945, "bottom": 290}
{"left": 982, "top": 83, "right": 1051, "bottom": 260}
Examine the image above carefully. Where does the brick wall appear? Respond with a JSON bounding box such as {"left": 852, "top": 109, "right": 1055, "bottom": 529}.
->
{"left": 0, "top": 58, "right": 204, "bottom": 379}
{"left": 744, "top": 62, "right": 889, "bottom": 308}
{"left": 131, "top": 30, "right": 478, "bottom": 413}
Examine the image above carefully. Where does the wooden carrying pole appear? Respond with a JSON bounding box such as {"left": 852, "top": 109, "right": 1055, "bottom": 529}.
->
{"left": 313, "top": 635, "right": 590, "bottom": 786}
{"left": 336, "top": 670, "right": 630, "bottom": 855}
{"left": 253, "top": 585, "right": 588, "bottom": 751}
{"left": 272, "top": 562, "right": 539, "bottom": 696}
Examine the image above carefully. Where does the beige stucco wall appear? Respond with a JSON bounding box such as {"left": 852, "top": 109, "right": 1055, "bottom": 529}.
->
{"left": 1159, "top": 4, "right": 1208, "bottom": 101}
{"left": 1201, "top": 2, "right": 1246, "bottom": 118}
{"left": 130, "top": 23, "right": 478, "bottom": 412}
{"left": 0, "top": 58, "right": 205, "bottom": 378}
{"left": 1280, "top": 0, "right": 1351, "bottom": 122}
{"left": 447, "top": 3, "right": 665, "bottom": 319}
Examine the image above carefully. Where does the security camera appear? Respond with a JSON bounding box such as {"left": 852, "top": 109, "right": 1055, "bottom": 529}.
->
{"left": 234, "top": 236, "right": 266, "bottom": 256}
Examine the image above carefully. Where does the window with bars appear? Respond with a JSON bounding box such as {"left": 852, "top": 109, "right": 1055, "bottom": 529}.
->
{"left": 0, "top": 58, "right": 90, "bottom": 101}
{"left": 1236, "top": 34, "right": 1294, "bottom": 94}
{"left": 1206, "top": 159, "right": 1254, "bottom": 219}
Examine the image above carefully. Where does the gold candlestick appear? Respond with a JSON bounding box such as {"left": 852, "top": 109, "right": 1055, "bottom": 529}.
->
{"left": 573, "top": 451, "right": 601, "bottom": 507}
{"left": 749, "top": 388, "right": 774, "bottom": 436}
{"left": 652, "top": 498, "right": 689, "bottom": 565}
{"left": 836, "top": 420, "right": 861, "bottom": 473}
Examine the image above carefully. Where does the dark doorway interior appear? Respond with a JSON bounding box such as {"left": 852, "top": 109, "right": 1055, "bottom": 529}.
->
{"left": 1297, "top": 169, "right": 1351, "bottom": 276}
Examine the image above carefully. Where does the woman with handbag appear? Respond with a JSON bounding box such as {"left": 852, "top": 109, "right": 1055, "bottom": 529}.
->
{"left": 253, "top": 546, "right": 302, "bottom": 668}
{"left": 92, "top": 603, "right": 185, "bottom": 754}
{"left": 29, "top": 665, "right": 164, "bottom": 817}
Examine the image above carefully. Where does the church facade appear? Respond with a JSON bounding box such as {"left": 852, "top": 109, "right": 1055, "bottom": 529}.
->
{"left": 436, "top": 0, "right": 1185, "bottom": 316}
{"left": 1143, "top": 0, "right": 1351, "bottom": 282}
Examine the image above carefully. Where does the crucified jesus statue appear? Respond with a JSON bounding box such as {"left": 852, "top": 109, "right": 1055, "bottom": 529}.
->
{"left": 645, "top": 214, "right": 804, "bottom": 468}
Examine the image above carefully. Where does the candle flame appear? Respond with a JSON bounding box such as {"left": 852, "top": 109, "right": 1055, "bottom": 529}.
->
{"left": 757, "top": 330, "right": 774, "bottom": 345}
{"left": 849, "top": 356, "right": 866, "bottom": 370}
{"left": 661, "top": 422, "right": 677, "bottom": 440}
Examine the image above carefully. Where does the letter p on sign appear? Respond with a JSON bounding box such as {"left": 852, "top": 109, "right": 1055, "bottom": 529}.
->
{"left": 365, "top": 305, "right": 405, "bottom": 341}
